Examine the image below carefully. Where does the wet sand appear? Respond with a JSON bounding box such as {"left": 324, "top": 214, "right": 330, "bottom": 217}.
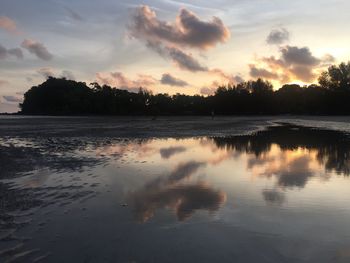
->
{"left": 1, "top": 116, "right": 350, "bottom": 262}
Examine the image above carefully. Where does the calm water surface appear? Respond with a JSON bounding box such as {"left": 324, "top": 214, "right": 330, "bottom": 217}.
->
{"left": 1, "top": 124, "right": 350, "bottom": 262}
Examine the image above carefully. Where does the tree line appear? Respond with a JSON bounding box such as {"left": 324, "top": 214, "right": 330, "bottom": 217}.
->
{"left": 20, "top": 62, "right": 350, "bottom": 115}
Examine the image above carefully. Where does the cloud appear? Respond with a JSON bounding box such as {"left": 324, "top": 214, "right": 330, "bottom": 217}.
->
{"left": 250, "top": 45, "right": 332, "bottom": 83}
{"left": 234, "top": 75, "right": 245, "bottom": 83}
{"left": 210, "top": 68, "right": 244, "bottom": 84}
{"left": 0, "top": 80, "right": 9, "bottom": 87}
{"left": 21, "top": 39, "right": 53, "bottom": 61}
{"left": 166, "top": 46, "right": 208, "bottom": 72}
{"left": 60, "top": 70, "right": 75, "bottom": 80}
{"left": 249, "top": 64, "right": 279, "bottom": 79}
{"left": 37, "top": 67, "right": 55, "bottom": 78}
{"left": 127, "top": 160, "right": 226, "bottom": 222}
{"left": 0, "top": 16, "right": 19, "bottom": 34}
{"left": 161, "top": 73, "right": 188, "bottom": 87}
{"left": 262, "top": 189, "right": 286, "bottom": 205}
{"left": 0, "top": 44, "right": 23, "bottom": 60}
{"left": 0, "top": 44, "right": 7, "bottom": 60}
{"left": 129, "top": 5, "right": 232, "bottom": 75}
{"left": 8, "top": 48, "right": 23, "bottom": 59}
{"left": 129, "top": 183, "right": 226, "bottom": 222}
{"left": 160, "top": 146, "right": 187, "bottom": 159}
{"left": 200, "top": 87, "right": 216, "bottom": 95}
{"left": 64, "top": 7, "right": 83, "bottom": 21}
{"left": 167, "top": 161, "right": 205, "bottom": 184}
{"left": 322, "top": 54, "right": 336, "bottom": 63}
{"left": 281, "top": 46, "right": 320, "bottom": 66}
{"left": 289, "top": 66, "right": 315, "bottom": 83}
{"left": 266, "top": 28, "right": 289, "bottom": 45}
{"left": 144, "top": 161, "right": 206, "bottom": 190}
{"left": 3, "top": 95, "right": 22, "bottom": 103}
{"left": 96, "top": 72, "right": 157, "bottom": 92}
{"left": 36, "top": 68, "right": 75, "bottom": 80}
{"left": 146, "top": 41, "right": 208, "bottom": 72}
{"left": 129, "top": 5, "right": 230, "bottom": 50}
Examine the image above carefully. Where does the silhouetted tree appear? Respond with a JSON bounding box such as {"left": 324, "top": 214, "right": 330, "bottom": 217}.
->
{"left": 20, "top": 62, "right": 350, "bottom": 116}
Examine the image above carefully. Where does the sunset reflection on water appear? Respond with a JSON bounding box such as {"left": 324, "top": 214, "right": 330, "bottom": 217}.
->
{"left": 1, "top": 124, "right": 350, "bottom": 262}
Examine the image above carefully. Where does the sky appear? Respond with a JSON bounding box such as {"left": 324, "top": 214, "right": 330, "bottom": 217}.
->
{"left": 0, "top": 0, "right": 350, "bottom": 112}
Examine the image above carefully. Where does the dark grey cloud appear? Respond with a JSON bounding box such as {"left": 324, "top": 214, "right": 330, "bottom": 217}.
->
{"left": 160, "top": 146, "right": 187, "bottom": 158}
{"left": 281, "top": 46, "right": 320, "bottom": 66}
{"left": 129, "top": 183, "right": 226, "bottom": 222}
{"left": 128, "top": 6, "right": 232, "bottom": 75}
{"left": 8, "top": 48, "right": 23, "bottom": 59}
{"left": 262, "top": 189, "right": 286, "bottom": 205}
{"left": 0, "top": 44, "right": 23, "bottom": 60}
{"left": 21, "top": 39, "right": 53, "bottom": 61}
{"left": 167, "top": 161, "right": 205, "bottom": 183}
{"left": 234, "top": 75, "right": 244, "bottom": 83}
{"left": 266, "top": 28, "right": 289, "bottom": 45}
{"left": 166, "top": 46, "right": 208, "bottom": 72}
{"left": 127, "top": 160, "right": 225, "bottom": 222}
{"left": 147, "top": 161, "right": 205, "bottom": 189}
{"left": 161, "top": 73, "right": 188, "bottom": 87}
{"left": 249, "top": 64, "right": 279, "bottom": 79}
{"left": 3, "top": 95, "right": 22, "bottom": 103}
{"left": 277, "top": 156, "right": 314, "bottom": 188}
{"left": 129, "top": 5, "right": 230, "bottom": 50}
{"left": 64, "top": 7, "right": 83, "bottom": 21}
{"left": 289, "top": 66, "right": 315, "bottom": 83}
{"left": 0, "top": 44, "right": 7, "bottom": 59}
{"left": 146, "top": 40, "right": 208, "bottom": 72}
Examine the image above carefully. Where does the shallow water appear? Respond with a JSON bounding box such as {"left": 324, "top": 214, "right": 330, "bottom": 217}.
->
{"left": 1, "top": 123, "right": 350, "bottom": 262}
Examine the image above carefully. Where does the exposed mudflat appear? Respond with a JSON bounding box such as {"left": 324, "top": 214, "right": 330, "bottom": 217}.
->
{"left": 1, "top": 115, "right": 350, "bottom": 138}
{"left": 1, "top": 116, "right": 350, "bottom": 263}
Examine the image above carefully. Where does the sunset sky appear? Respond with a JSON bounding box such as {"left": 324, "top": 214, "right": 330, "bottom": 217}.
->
{"left": 1, "top": 0, "right": 350, "bottom": 112}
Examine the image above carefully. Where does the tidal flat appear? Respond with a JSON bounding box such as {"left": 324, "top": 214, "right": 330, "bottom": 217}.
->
{"left": 1, "top": 116, "right": 350, "bottom": 263}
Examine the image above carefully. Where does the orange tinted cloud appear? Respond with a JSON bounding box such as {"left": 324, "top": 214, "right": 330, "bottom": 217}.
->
{"left": 0, "top": 16, "right": 19, "bottom": 34}
{"left": 96, "top": 71, "right": 157, "bottom": 92}
{"left": 250, "top": 45, "right": 334, "bottom": 83}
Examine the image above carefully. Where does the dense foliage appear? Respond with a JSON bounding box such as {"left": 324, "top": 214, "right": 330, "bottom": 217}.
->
{"left": 20, "top": 62, "right": 350, "bottom": 115}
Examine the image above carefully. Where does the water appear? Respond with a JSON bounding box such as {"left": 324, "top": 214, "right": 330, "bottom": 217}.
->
{"left": 1, "top": 121, "right": 350, "bottom": 262}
